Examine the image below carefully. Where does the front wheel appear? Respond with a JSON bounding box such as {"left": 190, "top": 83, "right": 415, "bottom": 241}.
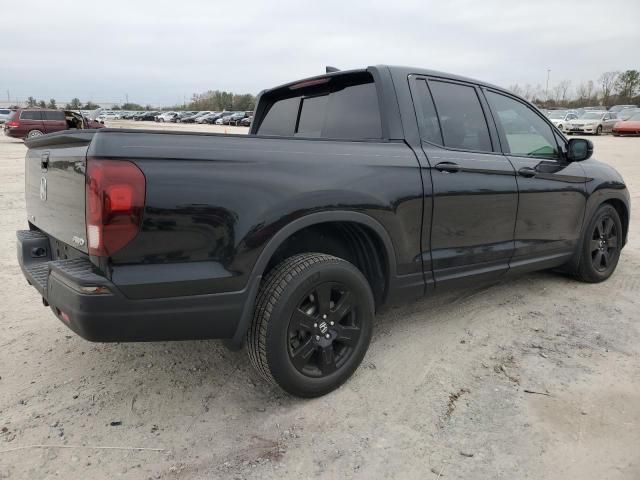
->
{"left": 574, "top": 204, "right": 622, "bottom": 282}
{"left": 247, "top": 253, "right": 374, "bottom": 397}
{"left": 595, "top": 125, "right": 602, "bottom": 136}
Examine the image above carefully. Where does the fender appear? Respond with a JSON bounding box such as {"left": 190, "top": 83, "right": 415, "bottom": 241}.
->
{"left": 226, "top": 210, "right": 398, "bottom": 349}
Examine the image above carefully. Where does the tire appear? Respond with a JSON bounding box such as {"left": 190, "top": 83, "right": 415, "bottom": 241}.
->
{"left": 26, "top": 129, "right": 44, "bottom": 139}
{"left": 247, "top": 253, "right": 374, "bottom": 397}
{"left": 574, "top": 204, "right": 622, "bottom": 283}
{"left": 595, "top": 125, "right": 602, "bottom": 136}
{"left": 558, "top": 124, "right": 564, "bottom": 131}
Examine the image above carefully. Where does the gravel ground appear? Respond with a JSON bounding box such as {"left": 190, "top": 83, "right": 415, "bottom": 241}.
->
{"left": 0, "top": 125, "right": 638, "bottom": 480}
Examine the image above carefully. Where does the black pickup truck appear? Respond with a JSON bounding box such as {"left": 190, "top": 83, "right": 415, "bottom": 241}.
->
{"left": 17, "top": 66, "right": 629, "bottom": 397}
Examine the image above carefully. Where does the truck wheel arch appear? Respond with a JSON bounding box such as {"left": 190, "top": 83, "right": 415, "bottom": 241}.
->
{"left": 226, "top": 211, "right": 397, "bottom": 349}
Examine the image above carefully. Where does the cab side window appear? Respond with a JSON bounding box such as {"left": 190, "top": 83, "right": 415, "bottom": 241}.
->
{"left": 485, "top": 91, "right": 559, "bottom": 159}
{"left": 428, "top": 80, "right": 492, "bottom": 152}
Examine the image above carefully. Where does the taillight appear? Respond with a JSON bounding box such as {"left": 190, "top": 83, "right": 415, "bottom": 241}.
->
{"left": 6, "top": 120, "right": 19, "bottom": 128}
{"left": 86, "top": 158, "right": 145, "bottom": 256}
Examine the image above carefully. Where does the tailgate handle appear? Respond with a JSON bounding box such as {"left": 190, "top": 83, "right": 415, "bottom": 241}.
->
{"left": 40, "top": 152, "right": 50, "bottom": 171}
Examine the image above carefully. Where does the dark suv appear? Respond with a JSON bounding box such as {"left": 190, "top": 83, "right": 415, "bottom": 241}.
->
{"left": 3, "top": 109, "right": 104, "bottom": 139}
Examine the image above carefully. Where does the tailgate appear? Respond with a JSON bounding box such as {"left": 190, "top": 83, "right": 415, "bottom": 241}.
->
{"left": 25, "top": 131, "right": 95, "bottom": 253}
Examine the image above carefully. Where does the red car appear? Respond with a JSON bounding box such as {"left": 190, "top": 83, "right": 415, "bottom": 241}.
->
{"left": 3, "top": 109, "right": 104, "bottom": 139}
{"left": 612, "top": 112, "right": 640, "bottom": 136}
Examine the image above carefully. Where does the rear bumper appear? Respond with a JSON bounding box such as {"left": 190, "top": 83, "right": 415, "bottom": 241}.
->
{"left": 17, "top": 230, "right": 252, "bottom": 343}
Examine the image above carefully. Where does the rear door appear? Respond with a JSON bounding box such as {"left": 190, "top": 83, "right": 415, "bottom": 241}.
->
{"left": 603, "top": 113, "right": 618, "bottom": 132}
{"left": 411, "top": 77, "right": 518, "bottom": 287}
{"left": 483, "top": 89, "right": 587, "bottom": 271}
{"left": 19, "top": 110, "right": 45, "bottom": 135}
{"left": 42, "top": 110, "right": 67, "bottom": 133}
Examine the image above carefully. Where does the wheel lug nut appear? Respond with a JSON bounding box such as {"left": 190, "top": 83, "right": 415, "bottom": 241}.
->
{"left": 322, "top": 314, "right": 327, "bottom": 319}
{"left": 325, "top": 334, "right": 330, "bottom": 339}
{"left": 315, "top": 335, "right": 320, "bottom": 341}
{"left": 313, "top": 323, "right": 317, "bottom": 328}
{"left": 329, "top": 321, "right": 334, "bottom": 326}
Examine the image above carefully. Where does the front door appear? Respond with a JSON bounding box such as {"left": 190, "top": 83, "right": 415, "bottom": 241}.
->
{"left": 411, "top": 78, "right": 518, "bottom": 288}
{"left": 483, "top": 89, "right": 587, "bottom": 273}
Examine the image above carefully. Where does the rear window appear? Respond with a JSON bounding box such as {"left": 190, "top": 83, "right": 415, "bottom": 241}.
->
{"left": 43, "top": 110, "right": 65, "bottom": 120}
{"left": 257, "top": 73, "right": 382, "bottom": 140}
{"left": 20, "top": 110, "right": 43, "bottom": 120}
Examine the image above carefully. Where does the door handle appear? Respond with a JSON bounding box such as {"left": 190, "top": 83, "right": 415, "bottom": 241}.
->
{"left": 518, "top": 167, "right": 537, "bottom": 178}
{"left": 40, "top": 152, "right": 50, "bottom": 171}
{"left": 435, "top": 161, "right": 461, "bottom": 173}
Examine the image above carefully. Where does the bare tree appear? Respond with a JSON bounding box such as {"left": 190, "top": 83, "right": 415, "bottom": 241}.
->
{"left": 576, "top": 82, "right": 588, "bottom": 100}
{"left": 509, "top": 84, "right": 523, "bottom": 96}
{"left": 586, "top": 80, "right": 594, "bottom": 100}
{"left": 614, "top": 70, "right": 640, "bottom": 102}
{"left": 552, "top": 84, "right": 563, "bottom": 103}
{"left": 558, "top": 80, "right": 571, "bottom": 102}
{"left": 598, "top": 71, "right": 619, "bottom": 105}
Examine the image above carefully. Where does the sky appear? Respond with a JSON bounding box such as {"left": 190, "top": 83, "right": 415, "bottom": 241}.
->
{"left": 2, "top": 0, "right": 639, "bottom": 106}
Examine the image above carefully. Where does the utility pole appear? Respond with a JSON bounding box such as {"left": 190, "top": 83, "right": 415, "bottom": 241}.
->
{"left": 545, "top": 69, "right": 551, "bottom": 101}
{"left": 6, "top": 90, "right": 9, "bottom": 103}
{"left": 126, "top": 93, "right": 129, "bottom": 105}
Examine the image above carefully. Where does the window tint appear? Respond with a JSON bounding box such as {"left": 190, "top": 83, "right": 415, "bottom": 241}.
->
{"left": 486, "top": 91, "right": 559, "bottom": 159}
{"left": 43, "top": 110, "right": 65, "bottom": 121}
{"left": 297, "top": 95, "right": 328, "bottom": 137}
{"left": 428, "top": 81, "right": 492, "bottom": 151}
{"left": 413, "top": 79, "right": 443, "bottom": 145}
{"left": 0, "top": 109, "right": 10, "bottom": 114}
{"left": 258, "top": 97, "right": 300, "bottom": 136}
{"left": 20, "top": 110, "right": 43, "bottom": 120}
{"left": 257, "top": 77, "right": 382, "bottom": 140}
{"left": 322, "top": 82, "right": 381, "bottom": 139}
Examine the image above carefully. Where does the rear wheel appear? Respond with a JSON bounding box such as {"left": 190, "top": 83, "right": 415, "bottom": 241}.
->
{"left": 575, "top": 204, "right": 622, "bottom": 282}
{"left": 247, "top": 253, "right": 374, "bottom": 397}
{"left": 26, "top": 129, "right": 44, "bottom": 139}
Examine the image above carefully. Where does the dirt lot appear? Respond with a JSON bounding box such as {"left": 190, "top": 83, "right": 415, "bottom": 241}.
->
{"left": 0, "top": 124, "right": 638, "bottom": 480}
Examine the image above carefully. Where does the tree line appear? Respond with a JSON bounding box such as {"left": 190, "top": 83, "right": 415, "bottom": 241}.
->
{"left": 21, "top": 90, "right": 257, "bottom": 112}
{"left": 509, "top": 69, "right": 640, "bottom": 108}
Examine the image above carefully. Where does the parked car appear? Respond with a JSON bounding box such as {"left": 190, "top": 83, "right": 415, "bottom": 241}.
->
{"left": 3, "top": 109, "right": 104, "bottom": 139}
{"left": 612, "top": 112, "right": 640, "bottom": 136}
{"left": 0, "top": 108, "right": 14, "bottom": 124}
{"left": 156, "top": 112, "right": 177, "bottom": 122}
{"left": 617, "top": 108, "right": 640, "bottom": 121}
{"left": 98, "top": 112, "right": 121, "bottom": 121}
{"left": 545, "top": 110, "right": 579, "bottom": 132}
{"left": 195, "top": 112, "right": 218, "bottom": 124}
{"left": 609, "top": 104, "right": 637, "bottom": 114}
{"left": 173, "top": 112, "right": 195, "bottom": 122}
{"left": 215, "top": 112, "right": 234, "bottom": 124}
{"left": 240, "top": 115, "right": 253, "bottom": 127}
{"left": 567, "top": 111, "right": 618, "bottom": 135}
{"left": 138, "top": 111, "right": 160, "bottom": 121}
{"left": 203, "top": 112, "right": 232, "bottom": 124}
{"left": 227, "top": 112, "right": 249, "bottom": 126}
{"left": 16, "top": 66, "right": 629, "bottom": 397}
{"left": 181, "top": 111, "right": 211, "bottom": 123}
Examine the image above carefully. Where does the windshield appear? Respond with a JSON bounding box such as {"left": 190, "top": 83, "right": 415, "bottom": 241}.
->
{"left": 628, "top": 113, "right": 640, "bottom": 121}
{"left": 581, "top": 112, "right": 603, "bottom": 120}
{"left": 547, "top": 111, "right": 566, "bottom": 119}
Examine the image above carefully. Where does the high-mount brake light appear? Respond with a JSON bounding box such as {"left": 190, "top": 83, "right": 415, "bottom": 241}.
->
{"left": 289, "top": 78, "right": 331, "bottom": 90}
{"left": 85, "top": 159, "right": 146, "bottom": 257}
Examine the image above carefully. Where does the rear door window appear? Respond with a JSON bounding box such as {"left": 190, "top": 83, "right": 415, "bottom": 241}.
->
{"left": 43, "top": 111, "right": 65, "bottom": 121}
{"left": 428, "top": 80, "right": 492, "bottom": 152}
{"left": 20, "top": 111, "right": 43, "bottom": 121}
{"left": 257, "top": 74, "right": 382, "bottom": 140}
{"left": 413, "top": 79, "right": 443, "bottom": 145}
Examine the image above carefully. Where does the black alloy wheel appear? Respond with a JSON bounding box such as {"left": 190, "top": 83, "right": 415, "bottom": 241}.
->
{"left": 287, "top": 282, "right": 362, "bottom": 377}
{"left": 575, "top": 204, "right": 623, "bottom": 282}
{"left": 247, "top": 253, "right": 374, "bottom": 397}
{"left": 590, "top": 214, "right": 619, "bottom": 273}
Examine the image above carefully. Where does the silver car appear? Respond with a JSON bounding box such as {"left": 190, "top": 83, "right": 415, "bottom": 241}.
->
{"left": 0, "top": 108, "right": 13, "bottom": 124}
{"left": 567, "top": 111, "right": 619, "bottom": 135}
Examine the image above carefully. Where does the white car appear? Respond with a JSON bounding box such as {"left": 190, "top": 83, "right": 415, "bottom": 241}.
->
{"left": 98, "top": 112, "right": 121, "bottom": 121}
{"left": 546, "top": 110, "right": 578, "bottom": 132}
{"left": 156, "top": 112, "right": 177, "bottom": 122}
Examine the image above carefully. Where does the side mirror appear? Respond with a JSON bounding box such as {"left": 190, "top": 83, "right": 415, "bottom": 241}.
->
{"left": 567, "top": 138, "right": 593, "bottom": 162}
